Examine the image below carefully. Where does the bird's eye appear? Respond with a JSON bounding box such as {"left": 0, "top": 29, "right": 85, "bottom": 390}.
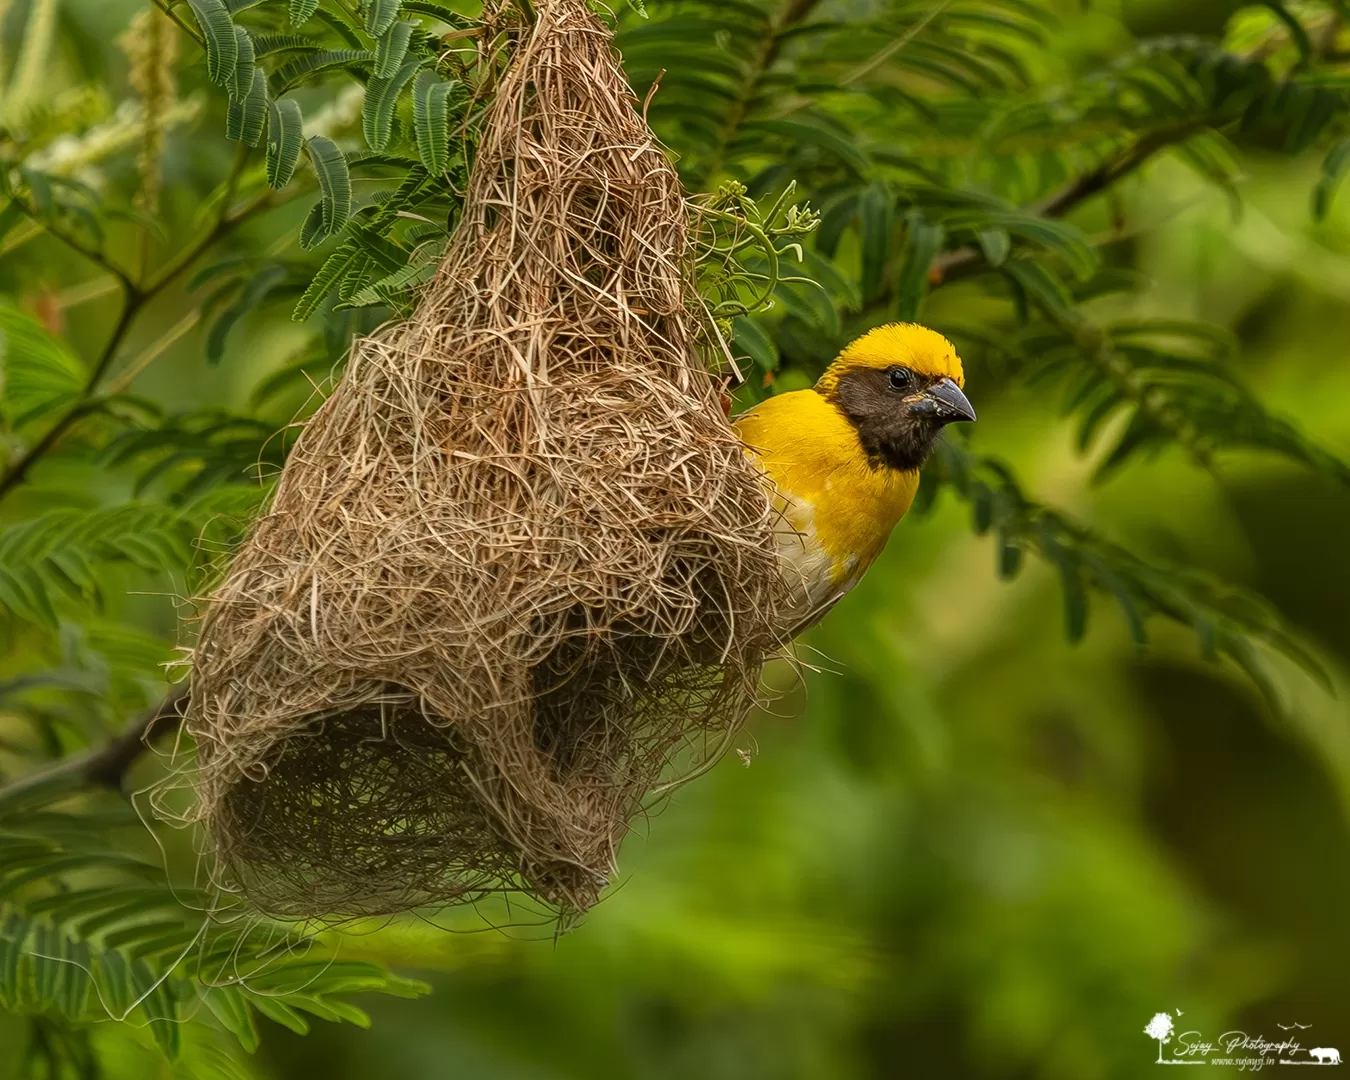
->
{"left": 888, "top": 367, "right": 913, "bottom": 390}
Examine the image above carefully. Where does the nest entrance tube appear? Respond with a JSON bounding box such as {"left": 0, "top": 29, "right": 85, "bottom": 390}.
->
{"left": 184, "top": 0, "right": 786, "bottom": 919}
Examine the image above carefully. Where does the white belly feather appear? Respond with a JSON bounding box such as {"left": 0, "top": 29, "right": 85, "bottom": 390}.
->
{"left": 771, "top": 491, "right": 862, "bottom": 639}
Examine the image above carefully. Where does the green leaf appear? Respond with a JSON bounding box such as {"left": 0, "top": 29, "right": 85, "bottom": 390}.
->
{"left": 1313, "top": 135, "right": 1350, "bottom": 220}
{"left": 0, "top": 913, "right": 29, "bottom": 1009}
{"left": 0, "top": 304, "right": 85, "bottom": 429}
{"left": 1175, "top": 132, "right": 1242, "bottom": 215}
{"left": 732, "top": 316, "right": 777, "bottom": 371}
{"left": 402, "top": 0, "right": 474, "bottom": 23}
{"left": 1003, "top": 259, "right": 1075, "bottom": 322}
{"left": 251, "top": 32, "right": 320, "bottom": 57}
{"left": 739, "top": 117, "right": 870, "bottom": 176}
{"left": 0, "top": 816, "right": 426, "bottom": 1056}
{"left": 228, "top": 26, "right": 255, "bottom": 100}
{"left": 335, "top": 252, "right": 373, "bottom": 303}
{"left": 341, "top": 258, "right": 436, "bottom": 309}
{"left": 274, "top": 49, "right": 374, "bottom": 90}
{"left": 310, "top": 6, "right": 366, "bottom": 47}
{"left": 996, "top": 528, "right": 1023, "bottom": 580}
{"left": 1044, "top": 533, "right": 1088, "bottom": 644}
{"left": 368, "top": 0, "right": 405, "bottom": 39}
{"left": 60, "top": 939, "right": 91, "bottom": 1017}
{"left": 267, "top": 98, "right": 304, "bottom": 188}
{"left": 299, "top": 201, "right": 328, "bottom": 249}
{"left": 296, "top": 995, "right": 371, "bottom": 1026}
{"left": 225, "top": 67, "right": 268, "bottom": 147}
{"left": 349, "top": 224, "right": 408, "bottom": 274}
{"left": 204, "top": 986, "right": 261, "bottom": 1053}
{"left": 412, "top": 71, "right": 454, "bottom": 173}
{"left": 293, "top": 240, "right": 362, "bottom": 319}
{"left": 955, "top": 212, "right": 1098, "bottom": 281}
{"left": 184, "top": 0, "right": 238, "bottom": 88}
{"left": 250, "top": 994, "right": 311, "bottom": 1035}
{"left": 32, "top": 922, "right": 62, "bottom": 1009}
{"left": 206, "top": 265, "right": 289, "bottom": 363}
{"left": 1083, "top": 551, "right": 1149, "bottom": 647}
{"left": 0, "top": 506, "right": 194, "bottom": 627}
{"left": 895, "top": 214, "right": 945, "bottom": 321}
{"left": 130, "top": 958, "right": 180, "bottom": 1058}
{"left": 304, "top": 136, "right": 353, "bottom": 246}
{"left": 1260, "top": 2, "right": 1311, "bottom": 65}
{"left": 374, "top": 19, "right": 413, "bottom": 78}
{"left": 363, "top": 59, "right": 421, "bottom": 151}
{"left": 858, "top": 182, "right": 893, "bottom": 304}
{"left": 288, "top": 0, "right": 320, "bottom": 25}
{"left": 977, "top": 226, "right": 1010, "bottom": 267}
{"left": 0, "top": 202, "right": 24, "bottom": 248}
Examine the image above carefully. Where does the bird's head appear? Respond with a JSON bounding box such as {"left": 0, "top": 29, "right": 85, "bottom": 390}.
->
{"left": 816, "top": 322, "right": 974, "bottom": 472}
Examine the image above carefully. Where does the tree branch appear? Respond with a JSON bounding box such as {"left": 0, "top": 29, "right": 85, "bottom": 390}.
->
{"left": 0, "top": 286, "right": 139, "bottom": 499}
{"left": 7, "top": 196, "right": 139, "bottom": 290}
{"left": 0, "top": 683, "right": 189, "bottom": 809}
{"left": 922, "top": 120, "right": 1215, "bottom": 291}
{"left": 0, "top": 165, "right": 270, "bottom": 503}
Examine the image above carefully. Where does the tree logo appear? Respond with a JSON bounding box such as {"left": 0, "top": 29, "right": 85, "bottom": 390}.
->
{"left": 1144, "top": 1012, "right": 1204, "bottom": 1066}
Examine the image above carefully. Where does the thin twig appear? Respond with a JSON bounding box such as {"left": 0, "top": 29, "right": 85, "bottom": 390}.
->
{"left": 840, "top": 0, "right": 953, "bottom": 86}
{"left": 7, "top": 196, "right": 138, "bottom": 290}
{"left": 102, "top": 309, "right": 201, "bottom": 396}
{"left": 57, "top": 276, "right": 122, "bottom": 310}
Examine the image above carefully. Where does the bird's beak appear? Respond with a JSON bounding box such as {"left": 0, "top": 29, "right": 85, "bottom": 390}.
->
{"left": 924, "top": 377, "right": 976, "bottom": 424}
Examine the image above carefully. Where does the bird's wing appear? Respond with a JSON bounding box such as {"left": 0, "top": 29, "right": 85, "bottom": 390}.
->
{"left": 783, "top": 583, "right": 851, "bottom": 642}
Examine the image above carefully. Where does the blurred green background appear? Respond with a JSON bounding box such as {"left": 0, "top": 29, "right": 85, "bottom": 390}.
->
{"left": 2, "top": 0, "right": 1350, "bottom": 1077}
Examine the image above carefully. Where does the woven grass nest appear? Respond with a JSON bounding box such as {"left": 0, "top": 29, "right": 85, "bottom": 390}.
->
{"left": 184, "top": 0, "right": 787, "bottom": 919}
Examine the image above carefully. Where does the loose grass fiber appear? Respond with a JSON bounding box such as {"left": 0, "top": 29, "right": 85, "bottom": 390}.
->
{"left": 183, "top": 0, "right": 786, "bottom": 920}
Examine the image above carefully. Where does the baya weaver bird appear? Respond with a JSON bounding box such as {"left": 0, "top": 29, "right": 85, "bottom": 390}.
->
{"left": 734, "top": 323, "right": 975, "bottom": 639}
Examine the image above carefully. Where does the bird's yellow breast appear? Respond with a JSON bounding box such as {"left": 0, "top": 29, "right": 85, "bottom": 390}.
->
{"left": 734, "top": 388, "right": 920, "bottom": 584}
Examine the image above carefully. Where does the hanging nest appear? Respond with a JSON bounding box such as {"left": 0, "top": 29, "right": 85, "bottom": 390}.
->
{"left": 182, "top": 0, "right": 787, "bottom": 920}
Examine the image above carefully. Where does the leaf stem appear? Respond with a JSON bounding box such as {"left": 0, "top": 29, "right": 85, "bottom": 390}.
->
{"left": 151, "top": 0, "right": 206, "bottom": 50}
{"left": 703, "top": 0, "right": 826, "bottom": 183}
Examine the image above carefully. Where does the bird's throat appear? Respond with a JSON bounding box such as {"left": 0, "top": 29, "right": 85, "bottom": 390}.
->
{"left": 821, "top": 380, "right": 942, "bottom": 473}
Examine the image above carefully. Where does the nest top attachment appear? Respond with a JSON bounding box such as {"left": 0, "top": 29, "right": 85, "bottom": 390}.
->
{"left": 184, "top": 0, "right": 786, "bottom": 920}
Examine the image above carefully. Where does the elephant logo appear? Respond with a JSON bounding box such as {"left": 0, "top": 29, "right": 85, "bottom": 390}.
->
{"left": 1310, "top": 1048, "right": 1342, "bottom": 1065}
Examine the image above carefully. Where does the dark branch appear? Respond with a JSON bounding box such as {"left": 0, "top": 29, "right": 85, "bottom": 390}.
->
{"left": 0, "top": 290, "right": 138, "bottom": 500}
{"left": 922, "top": 121, "right": 1215, "bottom": 292}
{"left": 1030, "top": 121, "right": 1213, "bottom": 219}
{"left": 0, "top": 684, "right": 189, "bottom": 809}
